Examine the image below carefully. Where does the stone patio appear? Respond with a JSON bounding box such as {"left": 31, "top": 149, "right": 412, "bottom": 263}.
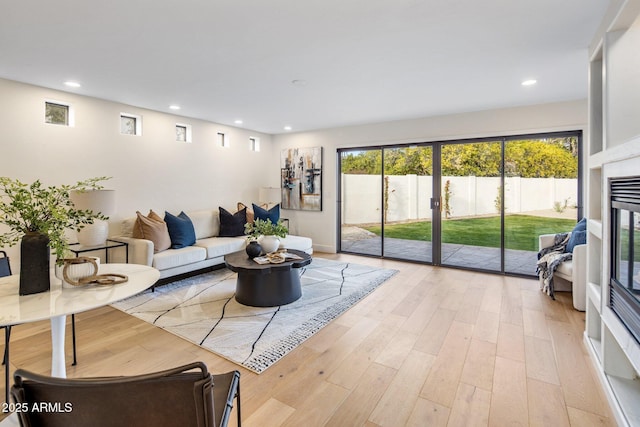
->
{"left": 340, "top": 231, "right": 537, "bottom": 276}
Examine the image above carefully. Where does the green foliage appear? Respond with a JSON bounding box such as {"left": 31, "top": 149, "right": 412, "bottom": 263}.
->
{"left": 244, "top": 218, "right": 288, "bottom": 239}
{"left": 553, "top": 199, "right": 569, "bottom": 213}
{"left": 340, "top": 150, "right": 381, "bottom": 175}
{"left": 494, "top": 186, "right": 503, "bottom": 213}
{"left": 443, "top": 180, "right": 452, "bottom": 219}
{"left": 383, "top": 176, "right": 395, "bottom": 223}
{"left": 44, "top": 102, "right": 69, "bottom": 125}
{"left": 0, "top": 176, "right": 110, "bottom": 263}
{"left": 384, "top": 147, "right": 433, "bottom": 175}
{"left": 505, "top": 140, "right": 577, "bottom": 178}
{"left": 341, "top": 138, "right": 578, "bottom": 178}
{"left": 442, "top": 142, "right": 501, "bottom": 177}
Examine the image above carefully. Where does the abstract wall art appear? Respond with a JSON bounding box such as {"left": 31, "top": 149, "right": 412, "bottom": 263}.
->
{"left": 281, "top": 146, "right": 322, "bottom": 211}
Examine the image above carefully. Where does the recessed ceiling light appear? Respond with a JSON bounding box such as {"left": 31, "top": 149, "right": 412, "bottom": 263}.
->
{"left": 521, "top": 79, "right": 537, "bottom": 86}
{"left": 169, "top": 105, "right": 181, "bottom": 110}
{"left": 64, "top": 81, "right": 81, "bottom": 88}
{"left": 284, "top": 126, "right": 292, "bottom": 131}
{"left": 234, "top": 120, "right": 243, "bottom": 125}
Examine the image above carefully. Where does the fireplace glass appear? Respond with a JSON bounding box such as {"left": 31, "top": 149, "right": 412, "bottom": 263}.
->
{"left": 610, "top": 178, "right": 640, "bottom": 345}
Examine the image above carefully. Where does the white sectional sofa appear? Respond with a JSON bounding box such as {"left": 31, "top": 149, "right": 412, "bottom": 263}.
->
{"left": 112, "top": 209, "right": 313, "bottom": 282}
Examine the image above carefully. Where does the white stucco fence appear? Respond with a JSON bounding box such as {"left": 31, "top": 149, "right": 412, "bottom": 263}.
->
{"left": 341, "top": 174, "right": 577, "bottom": 224}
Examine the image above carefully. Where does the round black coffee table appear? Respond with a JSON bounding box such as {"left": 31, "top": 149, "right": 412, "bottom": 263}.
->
{"left": 224, "top": 249, "right": 312, "bottom": 307}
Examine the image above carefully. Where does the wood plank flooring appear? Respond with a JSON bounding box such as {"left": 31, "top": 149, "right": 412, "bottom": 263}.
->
{"left": 1, "top": 253, "right": 615, "bottom": 426}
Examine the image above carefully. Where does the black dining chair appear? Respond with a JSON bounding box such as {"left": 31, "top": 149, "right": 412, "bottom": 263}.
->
{"left": 11, "top": 361, "right": 241, "bottom": 427}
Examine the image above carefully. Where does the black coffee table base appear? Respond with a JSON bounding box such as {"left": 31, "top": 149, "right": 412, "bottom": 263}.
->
{"left": 235, "top": 269, "right": 302, "bottom": 307}
{"left": 225, "top": 249, "right": 312, "bottom": 307}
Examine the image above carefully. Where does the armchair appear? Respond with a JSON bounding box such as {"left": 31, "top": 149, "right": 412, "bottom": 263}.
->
{"left": 538, "top": 233, "right": 587, "bottom": 311}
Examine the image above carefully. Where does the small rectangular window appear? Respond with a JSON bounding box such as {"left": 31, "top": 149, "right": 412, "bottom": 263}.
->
{"left": 176, "top": 123, "right": 192, "bottom": 143}
{"left": 176, "top": 125, "right": 187, "bottom": 141}
{"left": 217, "top": 132, "right": 229, "bottom": 148}
{"left": 120, "top": 113, "right": 142, "bottom": 135}
{"left": 45, "top": 101, "right": 70, "bottom": 126}
{"left": 250, "top": 136, "right": 260, "bottom": 152}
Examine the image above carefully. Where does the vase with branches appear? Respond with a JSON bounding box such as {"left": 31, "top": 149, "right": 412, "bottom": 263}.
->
{"left": 0, "top": 176, "right": 110, "bottom": 294}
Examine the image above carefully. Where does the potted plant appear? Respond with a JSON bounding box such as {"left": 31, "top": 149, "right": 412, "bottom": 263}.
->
{"left": 244, "top": 218, "right": 288, "bottom": 254}
{"left": 0, "top": 176, "right": 110, "bottom": 295}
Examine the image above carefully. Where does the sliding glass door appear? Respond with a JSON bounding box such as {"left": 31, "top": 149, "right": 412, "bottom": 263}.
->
{"left": 340, "top": 146, "right": 434, "bottom": 261}
{"left": 340, "top": 149, "right": 382, "bottom": 256}
{"left": 503, "top": 136, "right": 580, "bottom": 275}
{"left": 338, "top": 131, "right": 581, "bottom": 277}
{"left": 440, "top": 141, "right": 502, "bottom": 272}
{"left": 382, "top": 146, "right": 433, "bottom": 262}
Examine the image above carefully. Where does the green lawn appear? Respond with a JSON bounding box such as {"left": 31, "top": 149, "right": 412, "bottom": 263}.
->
{"left": 362, "top": 215, "right": 578, "bottom": 251}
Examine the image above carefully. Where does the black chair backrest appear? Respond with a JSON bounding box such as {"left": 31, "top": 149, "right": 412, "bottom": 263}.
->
{"left": 0, "top": 250, "right": 11, "bottom": 277}
{"left": 11, "top": 362, "right": 216, "bottom": 427}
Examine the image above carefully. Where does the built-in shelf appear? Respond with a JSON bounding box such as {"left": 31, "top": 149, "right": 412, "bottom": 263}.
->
{"left": 587, "top": 334, "right": 603, "bottom": 364}
{"left": 586, "top": 293, "right": 603, "bottom": 363}
{"left": 589, "top": 151, "right": 605, "bottom": 168}
{"left": 607, "top": 376, "right": 640, "bottom": 427}
{"left": 602, "top": 315, "right": 640, "bottom": 426}
{"left": 588, "top": 168, "right": 602, "bottom": 221}
{"left": 588, "top": 51, "right": 603, "bottom": 156}
{"left": 588, "top": 282, "right": 602, "bottom": 310}
{"left": 587, "top": 219, "right": 602, "bottom": 238}
{"left": 603, "top": 308, "right": 640, "bottom": 375}
{"left": 585, "top": 2, "right": 640, "bottom": 426}
{"left": 587, "top": 236, "right": 602, "bottom": 287}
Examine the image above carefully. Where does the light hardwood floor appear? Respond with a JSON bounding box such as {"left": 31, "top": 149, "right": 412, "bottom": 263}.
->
{"left": 1, "top": 253, "right": 615, "bottom": 426}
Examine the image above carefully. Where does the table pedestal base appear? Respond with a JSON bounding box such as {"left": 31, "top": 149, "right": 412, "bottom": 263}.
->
{"left": 235, "top": 269, "right": 302, "bottom": 307}
{"left": 50, "top": 315, "right": 66, "bottom": 378}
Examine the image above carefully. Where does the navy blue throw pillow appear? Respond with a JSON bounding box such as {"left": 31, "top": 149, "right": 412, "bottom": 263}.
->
{"left": 574, "top": 217, "right": 587, "bottom": 232}
{"left": 219, "top": 207, "right": 246, "bottom": 237}
{"left": 565, "top": 218, "right": 587, "bottom": 253}
{"left": 566, "top": 230, "right": 586, "bottom": 253}
{"left": 253, "top": 203, "right": 280, "bottom": 223}
{"left": 164, "top": 211, "right": 196, "bottom": 248}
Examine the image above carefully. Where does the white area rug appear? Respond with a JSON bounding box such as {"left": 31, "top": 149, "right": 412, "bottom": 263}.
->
{"left": 112, "top": 258, "right": 397, "bottom": 373}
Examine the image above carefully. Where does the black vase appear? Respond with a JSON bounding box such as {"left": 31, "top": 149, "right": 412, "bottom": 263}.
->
{"left": 19, "top": 231, "right": 51, "bottom": 295}
{"left": 245, "top": 240, "right": 262, "bottom": 259}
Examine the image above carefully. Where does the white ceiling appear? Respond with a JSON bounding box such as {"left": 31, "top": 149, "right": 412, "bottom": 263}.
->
{"left": 0, "top": 0, "right": 609, "bottom": 135}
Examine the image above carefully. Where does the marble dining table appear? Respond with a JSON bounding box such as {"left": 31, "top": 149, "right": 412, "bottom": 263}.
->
{"left": 0, "top": 263, "right": 159, "bottom": 378}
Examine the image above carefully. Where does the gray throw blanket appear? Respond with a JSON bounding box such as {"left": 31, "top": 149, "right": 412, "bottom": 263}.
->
{"left": 536, "top": 233, "right": 572, "bottom": 300}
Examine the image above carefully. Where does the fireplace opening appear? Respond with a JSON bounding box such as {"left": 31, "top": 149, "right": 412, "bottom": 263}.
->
{"left": 610, "top": 177, "right": 640, "bottom": 345}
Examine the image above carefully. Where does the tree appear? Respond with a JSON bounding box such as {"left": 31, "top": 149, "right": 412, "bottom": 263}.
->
{"left": 442, "top": 143, "right": 501, "bottom": 177}
{"left": 341, "top": 150, "right": 381, "bottom": 174}
{"left": 340, "top": 138, "right": 577, "bottom": 178}
{"left": 505, "top": 140, "right": 577, "bottom": 178}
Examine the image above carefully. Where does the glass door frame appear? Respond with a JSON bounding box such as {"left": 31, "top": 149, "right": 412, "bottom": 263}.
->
{"left": 337, "top": 130, "right": 583, "bottom": 277}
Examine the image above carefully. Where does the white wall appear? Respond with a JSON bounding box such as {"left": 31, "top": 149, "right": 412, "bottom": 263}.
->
{"left": 0, "top": 77, "right": 589, "bottom": 259}
{"left": 274, "top": 100, "right": 588, "bottom": 253}
{"left": 0, "top": 78, "right": 273, "bottom": 264}
{"left": 342, "top": 175, "right": 577, "bottom": 223}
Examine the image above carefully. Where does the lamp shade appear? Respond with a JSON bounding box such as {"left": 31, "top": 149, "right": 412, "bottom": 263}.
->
{"left": 259, "top": 187, "right": 281, "bottom": 206}
{"left": 70, "top": 190, "right": 116, "bottom": 216}
{"left": 70, "top": 190, "right": 116, "bottom": 246}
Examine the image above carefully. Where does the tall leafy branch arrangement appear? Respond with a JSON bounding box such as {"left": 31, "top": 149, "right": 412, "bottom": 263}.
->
{"left": 0, "top": 176, "right": 111, "bottom": 263}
